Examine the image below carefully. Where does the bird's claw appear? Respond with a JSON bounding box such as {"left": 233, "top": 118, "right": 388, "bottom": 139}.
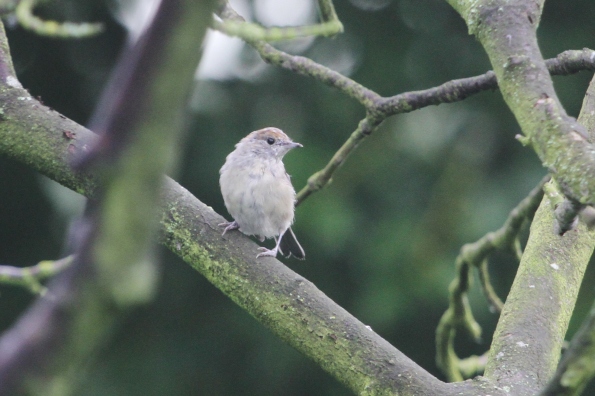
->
{"left": 219, "top": 220, "right": 239, "bottom": 236}
{"left": 256, "top": 247, "right": 278, "bottom": 258}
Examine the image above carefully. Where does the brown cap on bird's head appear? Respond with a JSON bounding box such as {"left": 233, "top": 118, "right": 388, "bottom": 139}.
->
{"left": 238, "top": 127, "right": 302, "bottom": 158}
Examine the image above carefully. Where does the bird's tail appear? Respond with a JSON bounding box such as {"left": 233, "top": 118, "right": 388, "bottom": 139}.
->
{"left": 279, "top": 227, "right": 305, "bottom": 260}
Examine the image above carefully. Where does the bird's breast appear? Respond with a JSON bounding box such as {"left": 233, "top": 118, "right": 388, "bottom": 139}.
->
{"left": 220, "top": 157, "right": 295, "bottom": 238}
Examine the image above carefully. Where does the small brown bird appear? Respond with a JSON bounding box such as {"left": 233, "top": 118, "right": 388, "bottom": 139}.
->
{"left": 219, "top": 127, "right": 305, "bottom": 259}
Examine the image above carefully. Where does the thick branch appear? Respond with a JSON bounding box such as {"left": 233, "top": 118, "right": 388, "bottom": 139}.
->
{"left": 483, "top": 192, "right": 595, "bottom": 394}
{"left": 482, "top": 75, "right": 595, "bottom": 395}
{"left": 448, "top": 0, "right": 595, "bottom": 208}
{"left": 538, "top": 72, "right": 595, "bottom": 396}
{"left": 160, "top": 178, "right": 494, "bottom": 395}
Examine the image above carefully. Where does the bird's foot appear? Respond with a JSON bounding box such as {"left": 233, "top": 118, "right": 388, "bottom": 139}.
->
{"left": 219, "top": 220, "right": 239, "bottom": 236}
{"left": 256, "top": 246, "right": 278, "bottom": 259}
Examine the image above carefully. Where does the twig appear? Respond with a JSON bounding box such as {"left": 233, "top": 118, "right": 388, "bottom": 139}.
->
{"left": 477, "top": 259, "right": 503, "bottom": 313}
{"left": 0, "top": 256, "right": 73, "bottom": 295}
{"left": 298, "top": 116, "right": 381, "bottom": 204}
{"left": 15, "top": 0, "right": 103, "bottom": 38}
{"left": 214, "top": 0, "right": 342, "bottom": 42}
{"left": 436, "top": 255, "right": 483, "bottom": 382}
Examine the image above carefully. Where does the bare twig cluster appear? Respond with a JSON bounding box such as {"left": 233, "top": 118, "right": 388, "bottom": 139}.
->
{"left": 436, "top": 176, "right": 549, "bottom": 381}
{"left": 218, "top": 0, "right": 595, "bottom": 208}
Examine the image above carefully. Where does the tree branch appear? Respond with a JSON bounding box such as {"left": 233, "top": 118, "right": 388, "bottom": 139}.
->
{"left": 484, "top": 189, "right": 595, "bottom": 395}
{"left": 159, "top": 179, "right": 491, "bottom": 395}
{"left": 537, "top": 69, "right": 595, "bottom": 396}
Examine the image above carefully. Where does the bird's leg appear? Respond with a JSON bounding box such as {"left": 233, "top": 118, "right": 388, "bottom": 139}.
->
{"left": 256, "top": 230, "right": 286, "bottom": 258}
{"left": 219, "top": 220, "right": 239, "bottom": 236}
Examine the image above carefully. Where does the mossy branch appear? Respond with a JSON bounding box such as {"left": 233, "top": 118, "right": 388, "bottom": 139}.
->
{"left": 487, "top": 60, "right": 595, "bottom": 396}
{"left": 537, "top": 64, "right": 595, "bottom": 396}
{"left": 441, "top": 1, "right": 595, "bottom": 391}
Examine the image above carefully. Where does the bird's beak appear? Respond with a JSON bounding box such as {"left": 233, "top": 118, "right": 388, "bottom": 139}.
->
{"left": 290, "top": 142, "right": 303, "bottom": 149}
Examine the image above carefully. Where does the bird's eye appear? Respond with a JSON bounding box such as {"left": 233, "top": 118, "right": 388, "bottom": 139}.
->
{"left": 266, "top": 137, "right": 275, "bottom": 145}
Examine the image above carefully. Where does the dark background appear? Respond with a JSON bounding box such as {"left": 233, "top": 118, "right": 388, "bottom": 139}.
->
{"left": 1, "top": 0, "right": 595, "bottom": 394}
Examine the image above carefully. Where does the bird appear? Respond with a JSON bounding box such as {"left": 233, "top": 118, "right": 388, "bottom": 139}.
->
{"left": 219, "top": 127, "right": 305, "bottom": 259}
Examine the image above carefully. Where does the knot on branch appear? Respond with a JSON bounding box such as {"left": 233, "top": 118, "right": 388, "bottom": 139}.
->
{"left": 554, "top": 198, "right": 583, "bottom": 235}
{"left": 306, "top": 171, "right": 326, "bottom": 191}
{"left": 503, "top": 55, "right": 530, "bottom": 72}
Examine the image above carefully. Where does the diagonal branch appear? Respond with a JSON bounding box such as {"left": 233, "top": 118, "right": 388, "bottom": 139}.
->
{"left": 448, "top": 0, "right": 595, "bottom": 208}
{"left": 483, "top": 187, "right": 595, "bottom": 394}
{"left": 537, "top": 69, "right": 595, "bottom": 396}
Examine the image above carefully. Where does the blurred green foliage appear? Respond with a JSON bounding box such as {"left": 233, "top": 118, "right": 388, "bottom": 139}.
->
{"left": 1, "top": 0, "right": 595, "bottom": 395}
